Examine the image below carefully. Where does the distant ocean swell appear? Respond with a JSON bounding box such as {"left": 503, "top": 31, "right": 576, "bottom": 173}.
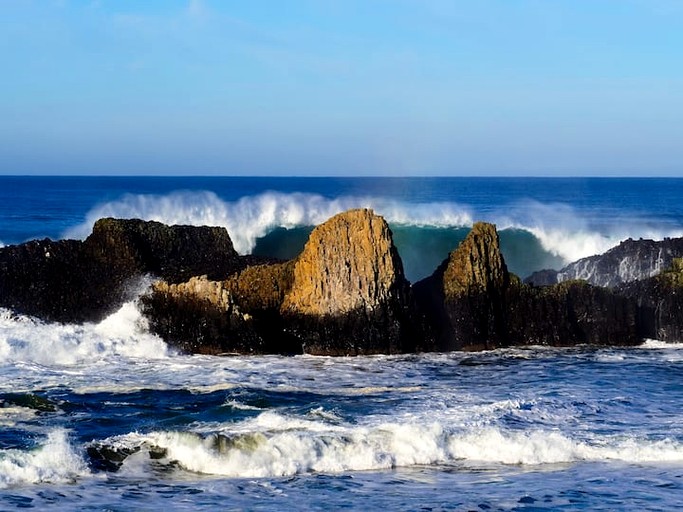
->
{"left": 64, "top": 191, "right": 683, "bottom": 280}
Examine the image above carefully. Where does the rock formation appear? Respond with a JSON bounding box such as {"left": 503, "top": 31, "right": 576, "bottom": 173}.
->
{"left": 142, "top": 262, "right": 299, "bottom": 355}
{"left": 0, "top": 218, "right": 244, "bottom": 323}
{"left": 506, "top": 279, "right": 639, "bottom": 347}
{"left": 280, "top": 208, "right": 423, "bottom": 355}
{"left": 414, "top": 222, "right": 640, "bottom": 350}
{"left": 526, "top": 237, "right": 683, "bottom": 288}
{"left": 142, "top": 209, "right": 425, "bottom": 356}
{"left": 413, "top": 222, "right": 510, "bottom": 350}
{"left": 142, "top": 276, "right": 263, "bottom": 355}
{"left": 619, "top": 258, "right": 683, "bottom": 342}
{"left": 1, "top": 212, "right": 680, "bottom": 354}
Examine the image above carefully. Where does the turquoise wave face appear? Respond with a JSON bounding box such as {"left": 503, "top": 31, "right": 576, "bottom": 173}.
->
{"left": 252, "top": 225, "right": 566, "bottom": 281}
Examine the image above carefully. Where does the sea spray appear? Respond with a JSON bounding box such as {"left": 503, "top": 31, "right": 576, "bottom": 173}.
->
{"left": 0, "top": 300, "right": 168, "bottom": 366}
{"left": 0, "top": 429, "right": 89, "bottom": 488}
{"left": 94, "top": 412, "right": 683, "bottom": 479}
{"left": 63, "top": 191, "right": 683, "bottom": 280}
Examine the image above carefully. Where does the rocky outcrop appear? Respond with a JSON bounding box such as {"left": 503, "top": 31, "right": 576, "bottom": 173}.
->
{"left": 141, "top": 262, "right": 300, "bottom": 355}
{"left": 618, "top": 258, "right": 683, "bottom": 342}
{"left": 280, "top": 209, "right": 423, "bottom": 355}
{"left": 85, "top": 218, "right": 242, "bottom": 284}
{"left": 526, "top": 237, "right": 683, "bottom": 288}
{"left": 3, "top": 212, "right": 679, "bottom": 354}
{"left": 506, "top": 279, "right": 639, "bottom": 347}
{"left": 142, "top": 276, "right": 263, "bottom": 355}
{"left": 0, "top": 218, "right": 244, "bottom": 323}
{"left": 142, "top": 209, "right": 425, "bottom": 355}
{"left": 413, "top": 222, "right": 510, "bottom": 350}
{"left": 0, "top": 238, "right": 86, "bottom": 323}
{"left": 414, "top": 222, "right": 640, "bottom": 350}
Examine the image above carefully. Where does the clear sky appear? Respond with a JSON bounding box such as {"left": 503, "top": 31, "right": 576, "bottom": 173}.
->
{"left": 1, "top": 0, "right": 682, "bottom": 176}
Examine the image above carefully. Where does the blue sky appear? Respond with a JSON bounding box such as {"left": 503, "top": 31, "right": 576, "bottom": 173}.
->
{"left": 1, "top": 0, "right": 681, "bottom": 176}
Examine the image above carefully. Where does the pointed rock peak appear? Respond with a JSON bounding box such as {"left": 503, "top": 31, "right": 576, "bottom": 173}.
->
{"left": 282, "top": 208, "right": 407, "bottom": 316}
{"left": 442, "top": 222, "right": 509, "bottom": 297}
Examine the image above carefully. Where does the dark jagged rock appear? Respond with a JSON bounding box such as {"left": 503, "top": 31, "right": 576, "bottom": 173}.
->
{"left": 619, "top": 258, "right": 683, "bottom": 342}
{"left": 85, "top": 218, "right": 241, "bottom": 284}
{"left": 0, "top": 218, "right": 243, "bottom": 323}
{"left": 523, "top": 268, "right": 559, "bottom": 287}
{"left": 413, "top": 222, "right": 510, "bottom": 350}
{"left": 414, "top": 222, "right": 640, "bottom": 350}
{"left": 507, "top": 279, "right": 639, "bottom": 347}
{"left": 526, "top": 237, "right": 683, "bottom": 288}
{"left": 0, "top": 238, "right": 89, "bottom": 322}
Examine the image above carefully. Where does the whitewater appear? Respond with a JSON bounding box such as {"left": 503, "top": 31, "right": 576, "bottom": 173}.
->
{"left": 1, "top": 176, "right": 683, "bottom": 510}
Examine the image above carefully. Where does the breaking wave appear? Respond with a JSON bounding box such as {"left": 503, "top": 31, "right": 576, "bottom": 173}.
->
{"left": 63, "top": 191, "right": 683, "bottom": 280}
{"left": 0, "top": 301, "right": 169, "bottom": 366}
{"left": 93, "top": 411, "right": 683, "bottom": 479}
{"left": 0, "top": 429, "right": 89, "bottom": 488}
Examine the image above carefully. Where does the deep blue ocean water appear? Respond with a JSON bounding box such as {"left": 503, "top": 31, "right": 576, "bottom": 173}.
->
{"left": 1, "top": 176, "right": 683, "bottom": 510}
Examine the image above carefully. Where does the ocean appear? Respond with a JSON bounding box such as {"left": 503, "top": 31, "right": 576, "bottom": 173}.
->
{"left": 1, "top": 176, "right": 683, "bottom": 510}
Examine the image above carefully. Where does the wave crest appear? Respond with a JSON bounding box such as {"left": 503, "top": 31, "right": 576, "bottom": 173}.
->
{"left": 96, "top": 411, "right": 683, "bottom": 478}
{"left": 0, "top": 300, "right": 169, "bottom": 366}
{"left": 64, "top": 191, "right": 473, "bottom": 256}
{"left": 64, "top": 191, "right": 683, "bottom": 270}
{"left": 0, "top": 429, "right": 89, "bottom": 488}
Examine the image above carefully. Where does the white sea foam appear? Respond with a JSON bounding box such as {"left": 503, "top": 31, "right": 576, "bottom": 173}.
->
{"left": 0, "top": 301, "right": 168, "bottom": 366}
{"left": 448, "top": 427, "right": 683, "bottom": 465}
{"left": 641, "top": 339, "right": 683, "bottom": 350}
{"left": 0, "top": 405, "right": 38, "bottom": 428}
{"left": 101, "top": 410, "right": 683, "bottom": 479}
{"left": 0, "top": 429, "right": 89, "bottom": 488}
{"left": 63, "top": 191, "right": 683, "bottom": 265}
{"left": 64, "top": 191, "right": 473, "bottom": 255}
